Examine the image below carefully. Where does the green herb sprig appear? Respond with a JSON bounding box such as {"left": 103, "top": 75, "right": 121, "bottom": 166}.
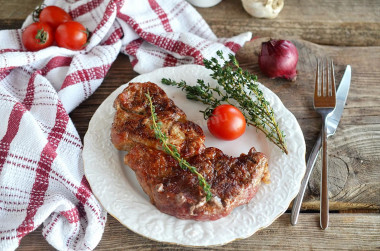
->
{"left": 145, "top": 92, "right": 213, "bottom": 201}
{"left": 162, "top": 51, "right": 288, "bottom": 154}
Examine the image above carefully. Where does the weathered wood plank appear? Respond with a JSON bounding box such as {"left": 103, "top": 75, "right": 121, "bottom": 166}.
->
{"left": 0, "top": 0, "right": 41, "bottom": 20}
{"left": 0, "top": 0, "right": 379, "bottom": 46}
{"left": 304, "top": 124, "right": 380, "bottom": 210}
{"left": 197, "top": 0, "right": 380, "bottom": 46}
{"left": 0, "top": 19, "right": 24, "bottom": 30}
{"left": 18, "top": 213, "right": 380, "bottom": 250}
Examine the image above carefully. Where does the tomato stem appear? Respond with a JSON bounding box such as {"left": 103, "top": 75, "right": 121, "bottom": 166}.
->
{"left": 81, "top": 28, "right": 91, "bottom": 48}
{"left": 35, "top": 28, "right": 48, "bottom": 44}
{"left": 32, "top": 4, "right": 46, "bottom": 22}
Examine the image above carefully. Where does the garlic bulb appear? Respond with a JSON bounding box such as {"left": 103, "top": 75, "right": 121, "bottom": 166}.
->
{"left": 241, "top": 0, "right": 284, "bottom": 19}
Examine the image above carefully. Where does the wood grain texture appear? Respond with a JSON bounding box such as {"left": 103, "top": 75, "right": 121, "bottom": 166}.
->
{"left": 197, "top": 0, "right": 380, "bottom": 46}
{"left": 0, "top": 0, "right": 379, "bottom": 46}
{"left": 0, "top": 0, "right": 41, "bottom": 20}
{"left": 18, "top": 213, "right": 380, "bottom": 250}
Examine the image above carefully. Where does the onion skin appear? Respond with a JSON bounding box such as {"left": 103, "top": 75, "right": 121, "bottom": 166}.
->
{"left": 258, "top": 39, "right": 298, "bottom": 81}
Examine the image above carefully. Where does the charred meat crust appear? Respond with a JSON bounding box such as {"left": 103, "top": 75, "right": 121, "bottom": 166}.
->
{"left": 111, "top": 82, "right": 205, "bottom": 158}
{"left": 124, "top": 144, "right": 269, "bottom": 221}
{"left": 111, "top": 81, "right": 270, "bottom": 221}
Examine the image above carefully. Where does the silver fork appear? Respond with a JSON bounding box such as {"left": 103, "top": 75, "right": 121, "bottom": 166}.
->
{"left": 314, "top": 59, "right": 336, "bottom": 230}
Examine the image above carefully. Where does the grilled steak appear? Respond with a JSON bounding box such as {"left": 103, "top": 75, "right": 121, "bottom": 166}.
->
{"left": 111, "top": 82, "right": 270, "bottom": 221}
{"left": 111, "top": 82, "right": 205, "bottom": 158}
{"left": 125, "top": 144, "right": 269, "bottom": 221}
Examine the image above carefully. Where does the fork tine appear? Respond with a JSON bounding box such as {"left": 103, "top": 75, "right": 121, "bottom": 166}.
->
{"left": 321, "top": 59, "right": 324, "bottom": 97}
{"left": 315, "top": 59, "right": 320, "bottom": 97}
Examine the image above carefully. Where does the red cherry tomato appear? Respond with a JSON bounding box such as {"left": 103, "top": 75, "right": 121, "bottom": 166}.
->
{"left": 39, "top": 6, "right": 72, "bottom": 29}
{"left": 207, "top": 104, "right": 246, "bottom": 140}
{"left": 22, "top": 22, "right": 54, "bottom": 51}
{"left": 55, "top": 21, "right": 89, "bottom": 50}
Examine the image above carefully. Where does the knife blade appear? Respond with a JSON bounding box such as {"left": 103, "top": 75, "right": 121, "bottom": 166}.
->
{"left": 290, "top": 65, "right": 351, "bottom": 225}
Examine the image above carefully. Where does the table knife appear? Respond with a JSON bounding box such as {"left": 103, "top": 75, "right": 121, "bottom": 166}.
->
{"left": 291, "top": 65, "right": 352, "bottom": 225}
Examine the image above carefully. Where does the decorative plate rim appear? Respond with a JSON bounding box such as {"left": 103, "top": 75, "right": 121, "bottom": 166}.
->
{"left": 83, "top": 64, "right": 306, "bottom": 246}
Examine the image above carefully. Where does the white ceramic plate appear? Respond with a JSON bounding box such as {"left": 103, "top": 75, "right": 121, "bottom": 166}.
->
{"left": 186, "top": 0, "right": 222, "bottom": 8}
{"left": 83, "top": 64, "right": 306, "bottom": 246}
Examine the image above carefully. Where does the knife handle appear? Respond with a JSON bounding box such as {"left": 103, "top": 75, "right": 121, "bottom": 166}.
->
{"left": 290, "top": 132, "right": 322, "bottom": 225}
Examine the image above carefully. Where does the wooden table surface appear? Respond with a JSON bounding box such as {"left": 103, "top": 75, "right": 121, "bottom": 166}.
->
{"left": 1, "top": 0, "right": 379, "bottom": 250}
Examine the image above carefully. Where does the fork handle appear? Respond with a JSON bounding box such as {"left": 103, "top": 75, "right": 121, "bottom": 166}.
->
{"left": 321, "top": 116, "right": 329, "bottom": 230}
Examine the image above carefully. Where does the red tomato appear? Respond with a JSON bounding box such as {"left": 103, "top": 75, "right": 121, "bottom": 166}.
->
{"left": 22, "top": 22, "right": 54, "bottom": 51}
{"left": 207, "top": 104, "right": 246, "bottom": 140}
{"left": 39, "top": 6, "right": 72, "bottom": 29}
{"left": 55, "top": 21, "right": 89, "bottom": 50}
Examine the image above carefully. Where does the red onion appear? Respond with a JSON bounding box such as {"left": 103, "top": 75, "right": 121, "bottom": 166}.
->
{"left": 258, "top": 39, "right": 298, "bottom": 81}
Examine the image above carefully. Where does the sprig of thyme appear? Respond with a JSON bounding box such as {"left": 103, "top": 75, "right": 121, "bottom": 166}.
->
{"left": 162, "top": 51, "right": 288, "bottom": 154}
{"left": 145, "top": 92, "right": 213, "bottom": 201}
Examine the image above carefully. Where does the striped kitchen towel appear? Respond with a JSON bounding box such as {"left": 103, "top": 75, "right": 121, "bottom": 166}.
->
{"left": 0, "top": 0, "right": 252, "bottom": 250}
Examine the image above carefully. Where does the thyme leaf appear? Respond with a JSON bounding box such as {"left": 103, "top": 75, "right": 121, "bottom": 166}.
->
{"left": 161, "top": 51, "right": 288, "bottom": 154}
{"left": 145, "top": 92, "right": 213, "bottom": 201}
